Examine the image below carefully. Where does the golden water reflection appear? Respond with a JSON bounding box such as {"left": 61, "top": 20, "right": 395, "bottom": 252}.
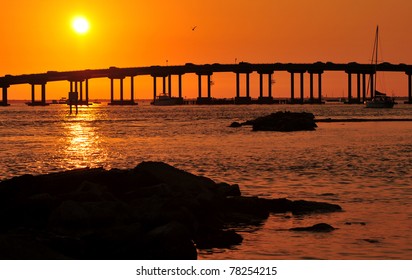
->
{"left": 62, "top": 109, "right": 108, "bottom": 169}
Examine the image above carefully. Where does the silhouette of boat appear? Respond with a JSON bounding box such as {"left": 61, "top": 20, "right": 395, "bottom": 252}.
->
{"left": 151, "top": 93, "right": 183, "bottom": 106}
{"left": 365, "top": 91, "right": 395, "bottom": 108}
{"left": 365, "top": 26, "right": 395, "bottom": 108}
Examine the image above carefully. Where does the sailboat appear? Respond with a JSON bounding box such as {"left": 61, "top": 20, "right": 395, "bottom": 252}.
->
{"left": 365, "top": 26, "right": 396, "bottom": 108}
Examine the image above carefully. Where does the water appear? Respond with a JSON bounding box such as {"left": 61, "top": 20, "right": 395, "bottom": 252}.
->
{"left": 1, "top": 102, "right": 411, "bottom": 259}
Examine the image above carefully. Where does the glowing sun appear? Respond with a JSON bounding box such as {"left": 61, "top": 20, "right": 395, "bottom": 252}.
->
{"left": 72, "top": 16, "right": 90, "bottom": 34}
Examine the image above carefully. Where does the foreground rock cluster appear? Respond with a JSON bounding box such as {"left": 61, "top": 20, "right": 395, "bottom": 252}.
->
{"left": 230, "top": 111, "right": 317, "bottom": 131}
{"left": 0, "top": 162, "right": 341, "bottom": 259}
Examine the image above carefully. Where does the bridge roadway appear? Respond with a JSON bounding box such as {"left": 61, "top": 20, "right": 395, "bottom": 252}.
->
{"left": 1, "top": 62, "right": 412, "bottom": 106}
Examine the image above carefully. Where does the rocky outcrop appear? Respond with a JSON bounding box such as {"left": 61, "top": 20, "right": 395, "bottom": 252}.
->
{"left": 290, "top": 223, "right": 336, "bottom": 232}
{"left": 230, "top": 111, "right": 317, "bottom": 131}
{"left": 0, "top": 161, "right": 341, "bottom": 259}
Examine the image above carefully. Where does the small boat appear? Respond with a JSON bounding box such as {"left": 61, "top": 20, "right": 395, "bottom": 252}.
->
{"left": 365, "top": 91, "right": 395, "bottom": 108}
{"left": 151, "top": 93, "right": 183, "bottom": 106}
{"left": 365, "top": 26, "right": 395, "bottom": 108}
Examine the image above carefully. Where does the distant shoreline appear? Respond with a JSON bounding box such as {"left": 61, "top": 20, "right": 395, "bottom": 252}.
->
{"left": 316, "top": 118, "right": 412, "bottom": 122}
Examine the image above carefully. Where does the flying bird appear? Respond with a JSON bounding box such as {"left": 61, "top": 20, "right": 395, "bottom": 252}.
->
{"left": 192, "top": 26, "right": 197, "bottom": 31}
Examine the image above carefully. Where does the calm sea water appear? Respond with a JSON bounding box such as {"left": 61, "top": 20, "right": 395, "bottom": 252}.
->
{"left": 1, "top": 102, "right": 411, "bottom": 259}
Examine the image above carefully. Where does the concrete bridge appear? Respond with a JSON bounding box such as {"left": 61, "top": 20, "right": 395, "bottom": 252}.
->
{"left": 1, "top": 62, "right": 412, "bottom": 106}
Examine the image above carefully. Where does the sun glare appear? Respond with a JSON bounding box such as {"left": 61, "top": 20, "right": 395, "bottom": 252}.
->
{"left": 72, "top": 16, "right": 90, "bottom": 34}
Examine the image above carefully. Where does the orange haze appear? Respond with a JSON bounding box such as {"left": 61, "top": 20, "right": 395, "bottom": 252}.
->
{"left": 1, "top": 0, "right": 412, "bottom": 99}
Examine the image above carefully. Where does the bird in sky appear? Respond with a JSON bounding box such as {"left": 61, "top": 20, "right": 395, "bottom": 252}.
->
{"left": 192, "top": 26, "right": 197, "bottom": 31}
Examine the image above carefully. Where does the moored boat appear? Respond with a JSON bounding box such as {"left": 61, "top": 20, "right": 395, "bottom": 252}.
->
{"left": 365, "top": 91, "right": 395, "bottom": 108}
{"left": 151, "top": 93, "right": 183, "bottom": 106}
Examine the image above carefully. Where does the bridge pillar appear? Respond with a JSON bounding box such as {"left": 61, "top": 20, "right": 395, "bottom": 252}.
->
{"left": 168, "top": 75, "right": 172, "bottom": 97}
{"left": 130, "top": 76, "right": 134, "bottom": 102}
{"left": 80, "top": 81, "right": 83, "bottom": 102}
{"left": 259, "top": 74, "right": 263, "bottom": 98}
{"left": 41, "top": 83, "right": 46, "bottom": 105}
{"left": 300, "top": 72, "right": 304, "bottom": 104}
{"left": 110, "top": 78, "right": 114, "bottom": 103}
{"left": 1, "top": 86, "right": 10, "bottom": 106}
{"left": 347, "top": 73, "right": 352, "bottom": 103}
{"left": 85, "top": 79, "right": 89, "bottom": 105}
{"left": 163, "top": 76, "right": 167, "bottom": 95}
{"left": 362, "top": 73, "right": 366, "bottom": 102}
{"left": 356, "top": 73, "right": 361, "bottom": 103}
{"left": 178, "top": 74, "right": 182, "bottom": 98}
{"left": 198, "top": 74, "right": 202, "bottom": 99}
{"left": 120, "top": 78, "right": 124, "bottom": 103}
{"left": 207, "top": 75, "right": 212, "bottom": 98}
{"left": 153, "top": 76, "right": 157, "bottom": 102}
{"left": 309, "top": 73, "right": 314, "bottom": 103}
{"left": 318, "top": 73, "right": 322, "bottom": 104}
{"left": 234, "top": 72, "right": 252, "bottom": 104}
{"left": 290, "top": 72, "right": 295, "bottom": 103}
{"left": 236, "top": 72, "right": 240, "bottom": 98}
{"left": 408, "top": 73, "right": 412, "bottom": 104}
{"left": 246, "top": 73, "right": 250, "bottom": 98}
{"left": 370, "top": 73, "right": 374, "bottom": 99}
{"left": 268, "top": 73, "right": 272, "bottom": 98}
{"left": 28, "top": 83, "right": 48, "bottom": 106}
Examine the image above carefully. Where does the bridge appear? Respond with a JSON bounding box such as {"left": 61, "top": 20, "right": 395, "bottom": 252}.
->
{"left": 1, "top": 62, "right": 412, "bottom": 106}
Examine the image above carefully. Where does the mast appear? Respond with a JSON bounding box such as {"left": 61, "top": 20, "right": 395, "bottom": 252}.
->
{"left": 374, "top": 26, "right": 379, "bottom": 96}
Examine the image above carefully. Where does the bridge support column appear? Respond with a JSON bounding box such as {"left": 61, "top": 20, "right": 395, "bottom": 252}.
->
{"left": 408, "top": 73, "right": 412, "bottom": 104}
{"left": 110, "top": 79, "right": 114, "bottom": 103}
{"left": 1, "top": 86, "right": 9, "bottom": 106}
{"left": 362, "top": 73, "right": 366, "bottom": 102}
{"left": 207, "top": 75, "right": 212, "bottom": 98}
{"left": 236, "top": 72, "right": 240, "bottom": 98}
{"left": 370, "top": 73, "right": 374, "bottom": 99}
{"left": 80, "top": 81, "right": 83, "bottom": 102}
{"left": 268, "top": 73, "right": 272, "bottom": 98}
{"left": 300, "top": 72, "right": 304, "bottom": 104}
{"left": 347, "top": 73, "right": 352, "bottom": 103}
{"left": 259, "top": 74, "right": 263, "bottom": 98}
{"left": 162, "top": 76, "right": 167, "bottom": 95}
{"left": 41, "top": 83, "right": 46, "bottom": 105}
{"left": 153, "top": 76, "right": 157, "bottom": 102}
{"left": 130, "top": 76, "right": 134, "bottom": 102}
{"left": 290, "top": 72, "right": 295, "bottom": 103}
{"left": 31, "top": 84, "right": 35, "bottom": 104}
{"left": 108, "top": 77, "right": 136, "bottom": 105}
{"left": 168, "top": 75, "right": 172, "bottom": 97}
{"left": 246, "top": 73, "right": 250, "bottom": 98}
{"left": 120, "top": 78, "right": 124, "bottom": 103}
{"left": 356, "top": 73, "right": 361, "bottom": 103}
{"left": 178, "top": 75, "right": 182, "bottom": 98}
{"left": 85, "top": 79, "right": 89, "bottom": 105}
{"left": 198, "top": 74, "right": 202, "bottom": 99}
{"left": 309, "top": 73, "right": 314, "bottom": 103}
{"left": 318, "top": 73, "right": 322, "bottom": 104}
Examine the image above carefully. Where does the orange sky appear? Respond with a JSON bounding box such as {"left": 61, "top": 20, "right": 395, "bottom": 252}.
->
{"left": 1, "top": 0, "right": 412, "bottom": 99}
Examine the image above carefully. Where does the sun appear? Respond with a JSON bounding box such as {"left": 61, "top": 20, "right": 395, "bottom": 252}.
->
{"left": 72, "top": 16, "right": 90, "bottom": 35}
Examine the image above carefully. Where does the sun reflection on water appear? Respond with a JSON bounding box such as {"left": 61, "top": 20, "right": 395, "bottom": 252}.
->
{"left": 61, "top": 107, "right": 108, "bottom": 169}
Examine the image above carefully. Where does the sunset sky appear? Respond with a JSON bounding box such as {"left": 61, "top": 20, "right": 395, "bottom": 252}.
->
{"left": 1, "top": 0, "right": 412, "bottom": 99}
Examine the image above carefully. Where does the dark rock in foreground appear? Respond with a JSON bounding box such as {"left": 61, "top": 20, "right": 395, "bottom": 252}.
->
{"left": 0, "top": 161, "right": 341, "bottom": 260}
{"left": 290, "top": 223, "right": 336, "bottom": 232}
{"left": 231, "top": 111, "right": 317, "bottom": 131}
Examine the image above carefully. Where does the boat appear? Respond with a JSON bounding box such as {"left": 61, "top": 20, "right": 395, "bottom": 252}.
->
{"left": 365, "top": 26, "right": 395, "bottom": 108}
{"left": 365, "top": 90, "right": 395, "bottom": 108}
{"left": 151, "top": 93, "right": 183, "bottom": 106}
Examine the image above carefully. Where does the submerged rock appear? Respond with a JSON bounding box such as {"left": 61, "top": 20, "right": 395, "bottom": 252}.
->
{"left": 290, "top": 223, "right": 336, "bottom": 232}
{"left": 230, "top": 111, "right": 317, "bottom": 132}
{"left": 0, "top": 161, "right": 341, "bottom": 259}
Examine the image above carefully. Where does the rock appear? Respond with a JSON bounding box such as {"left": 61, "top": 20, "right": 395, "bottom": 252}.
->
{"left": 290, "top": 223, "right": 336, "bottom": 232}
{"left": 234, "top": 111, "right": 317, "bottom": 132}
{"left": 0, "top": 161, "right": 342, "bottom": 260}
{"left": 229, "top": 121, "right": 242, "bottom": 128}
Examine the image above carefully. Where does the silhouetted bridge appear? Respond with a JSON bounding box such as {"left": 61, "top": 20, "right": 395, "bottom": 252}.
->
{"left": 1, "top": 62, "right": 412, "bottom": 106}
